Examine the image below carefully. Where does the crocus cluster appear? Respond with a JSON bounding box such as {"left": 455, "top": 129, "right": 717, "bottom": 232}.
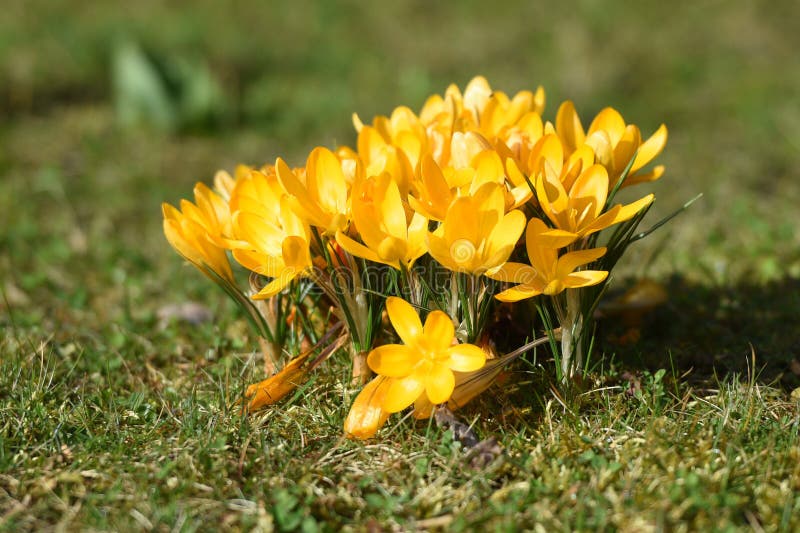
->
{"left": 163, "top": 76, "right": 667, "bottom": 438}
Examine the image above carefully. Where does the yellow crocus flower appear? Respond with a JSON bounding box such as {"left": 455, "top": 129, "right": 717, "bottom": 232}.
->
{"left": 367, "top": 297, "right": 487, "bottom": 412}
{"left": 536, "top": 161, "right": 654, "bottom": 240}
{"left": 230, "top": 195, "right": 313, "bottom": 299}
{"left": 162, "top": 183, "right": 235, "bottom": 284}
{"left": 489, "top": 218, "right": 608, "bottom": 302}
{"left": 555, "top": 101, "right": 668, "bottom": 187}
{"left": 275, "top": 147, "right": 353, "bottom": 235}
{"left": 335, "top": 173, "right": 427, "bottom": 269}
{"left": 427, "top": 182, "right": 526, "bottom": 274}
{"left": 228, "top": 167, "right": 285, "bottom": 228}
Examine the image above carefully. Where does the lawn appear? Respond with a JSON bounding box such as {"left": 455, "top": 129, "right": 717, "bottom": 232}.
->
{"left": 2, "top": 1, "right": 800, "bottom": 531}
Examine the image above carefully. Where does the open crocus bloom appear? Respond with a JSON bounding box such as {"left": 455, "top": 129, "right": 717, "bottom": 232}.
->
{"left": 427, "top": 182, "right": 526, "bottom": 275}
{"left": 489, "top": 218, "right": 608, "bottom": 302}
{"left": 335, "top": 172, "right": 428, "bottom": 269}
{"left": 555, "top": 101, "right": 667, "bottom": 187}
{"left": 367, "top": 297, "right": 486, "bottom": 412}
{"left": 536, "top": 161, "right": 654, "bottom": 240}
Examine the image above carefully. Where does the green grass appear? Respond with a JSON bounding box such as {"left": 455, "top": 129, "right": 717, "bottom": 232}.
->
{"left": 2, "top": 1, "right": 800, "bottom": 530}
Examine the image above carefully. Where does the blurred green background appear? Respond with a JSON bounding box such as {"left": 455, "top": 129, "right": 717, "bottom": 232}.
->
{"left": 2, "top": 0, "right": 800, "bottom": 365}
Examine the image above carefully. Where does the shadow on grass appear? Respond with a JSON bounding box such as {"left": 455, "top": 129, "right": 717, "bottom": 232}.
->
{"left": 600, "top": 275, "right": 800, "bottom": 390}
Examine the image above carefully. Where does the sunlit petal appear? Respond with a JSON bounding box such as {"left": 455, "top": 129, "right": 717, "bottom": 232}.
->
{"left": 386, "top": 296, "right": 423, "bottom": 346}
{"left": 423, "top": 311, "right": 455, "bottom": 351}
{"left": 425, "top": 364, "right": 456, "bottom": 405}
{"left": 384, "top": 373, "right": 426, "bottom": 413}
{"left": 367, "top": 345, "right": 417, "bottom": 377}
{"left": 446, "top": 344, "right": 487, "bottom": 372}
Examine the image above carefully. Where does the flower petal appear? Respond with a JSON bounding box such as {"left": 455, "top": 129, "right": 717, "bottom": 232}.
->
{"left": 563, "top": 270, "right": 609, "bottom": 289}
{"left": 588, "top": 107, "right": 626, "bottom": 144}
{"left": 623, "top": 165, "right": 665, "bottom": 188}
{"left": 486, "top": 262, "right": 539, "bottom": 284}
{"left": 570, "top": 164, "right": 609, "bottom": 222}
{"left": 423, "top": 311, "right": 455, "bottom": 352}
{"left": 495, "top": 284, "right": 544, "bottom": 302}
{"left": 344, "top": 376, "right": 392, "bottom": 439}
{"left": 425, "top": 364, "right": 456, "bottom": 405}
{"left": 253, "top": 268, "right": 298, "bottom": 299}
{"left": 555, "top": 247, "right": 607, "bottom": 279}
{"left": 307, "top": 147, "right": 347, "bottom": 216}
{"left": 384, "top": 373, "right": 426, "bottom": 413}
{"left": 555, "top": 101, "right": 585, "bottom": 153}
{"left": 525, "top": 218, "right": 559, "bottom": 279}
{"left": 385, "top": 297, "right": 423, "bottom": 346}
{"left": 446, "top": 344, "right": 487, "bottom": 372}
{"left": 367, "top": 344, "right": 418, "bottom": 377}
{"left": 335, "top": 229, "right": 385, "bottom": 266}
{"left": 631, "top": 124, "right": 668, "bottom": 173}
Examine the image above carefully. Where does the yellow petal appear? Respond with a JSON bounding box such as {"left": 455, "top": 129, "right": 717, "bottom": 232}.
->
{"left": 472, "top": 151, "right": 505, "bottom": 188}
{"left": 446, "top": 344, "right": 487, "bottom": 372}
{"left": 524, "top": 218, "right": 559, "bottom": 278}
{"left": 386, "top": 296, "right": 423, "bottom": 346}
{"left": 588, "top": 107, "right": 626, "bottom": 144}
{"left": 624, "top": 166, "right": 665, "bottom": 188}
{"left": 213, "top": 170, "right": 236, "bottom": 199}
{"left": 336, "top": 229, "right": 391, "bottom": 267}
{"left": 425, "top": 364, "right": 456, "bottom": 405}
{"left": 352, "top": 112, "right": 365, "bottom": 132}
{"left": 632, "top": 124, "right": 668, "bottom": 173}
{"left": 231, "top": 248, "right": 277, "bottom": 276}
{"left": 281, "top": 235, "right": 311, "bottom": 270}
{"left": 376, "top": 173, "right": 406, "bottom": 239}
{"left": 234, "top": 211, "right": 283, "bottom": 256}
{"left": 279, "top": 196, "right": 307, "bottom": 240}
{"left": 583, "top": 194, "right": 654, "bottom": 235}
{"left": 505, "top": 157, "right": 528, "bottom": 187}
{"left": 443, "top": 196, "right": 480, "bottom": 247}
{"left": 486, "top": 261, "right": 539, "bottom": 284}
{"left": 463, "top": 76, "right": 492, "bottom": 113}
{"left": 426, "top": 232, "right": 459, "bottom": 272}
{"left": 612, "top": 125, "right": 641, "bottom": 176}
{"left": 570, "top": 164, "right": 609, "bottom": 221}
{"left": 537, "top": 228, "right": 579, "bottom": 248}
{"left": 585, "top": 130, "right": 613, "bottom": 167}
{"left": 517, "top": 111, "right": 544, "bottom": 141}
{"left": 404, "top": 212, "right": 429, "bottom": 266}
{"left": 529, "top": 134, "right": 563, "bottom": 177}
{"left": 307, "top": 147, "right": 348, "bottom": 222}
{"left": 555, "top": 247, "right": 607, "bottom": 279}
{"left": 563, "top": 270, "right": 609, "bottom": 289}
{"left": 533, "top": 86, "right": 546, "bottom": 115}
{"left": 495, "top": 284, "right": 543, "bottom": 302}
{"left": 253, "top": 268, "right": 298, "bottom": 299}
{"left": 483, "top": 209, "right": 526, "bottom": 268}
{"left": 367, "top": 344, "right": 418, "bottom": 377}
{"left": 555, "top": 101, "right": 585, "bottom": 153}
{"left": 344, "top": 376, "right": 392, "bottom": 439}
{"left": 384, "top": 373, "right": 426, "bottom": 413}
{"left": 536, "top": 170, "right": 569, "bottom": 227}
{"left": 422, "top": 311, "right": 455, "bottom": 352}
{"left": 472, "top": 182, "right": 505, "bottom": 242}
{"left": 614, "top": 194, "right": 655, "bottom": 222}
